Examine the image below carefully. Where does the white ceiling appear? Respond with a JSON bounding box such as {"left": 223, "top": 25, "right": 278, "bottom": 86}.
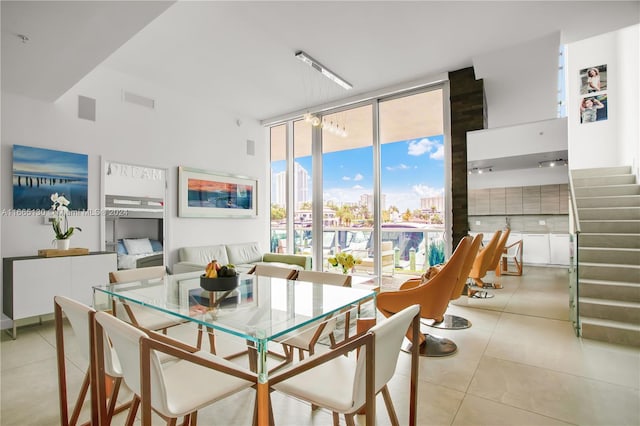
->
{"left": 2, "top": 1, "right": 638, "bottom": 121}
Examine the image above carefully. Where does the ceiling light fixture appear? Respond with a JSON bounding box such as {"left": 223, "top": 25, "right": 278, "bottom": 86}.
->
{"left": 295, "top": 50, "right": 353, "bottom": 90}
{"left": 539, "top": 159, "right": 567, "bottom": 168}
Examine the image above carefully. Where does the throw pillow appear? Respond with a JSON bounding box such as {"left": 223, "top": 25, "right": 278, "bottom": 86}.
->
{"left": 123, "top": 238, "right": 153, "bottom": 255}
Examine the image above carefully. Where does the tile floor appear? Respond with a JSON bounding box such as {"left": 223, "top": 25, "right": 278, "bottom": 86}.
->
{"left": 1, "top": 266, "right": 639, "bottom": 425}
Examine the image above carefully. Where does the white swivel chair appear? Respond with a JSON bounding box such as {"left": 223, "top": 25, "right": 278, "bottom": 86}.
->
{"left": 54, "top": 296, "right": 129, "bottom": 426}
{"left": 94, "top": 311, "right": 257, "bottom": 426}
{"left": 270, "top": 305, "right": 421, "bottom": 426}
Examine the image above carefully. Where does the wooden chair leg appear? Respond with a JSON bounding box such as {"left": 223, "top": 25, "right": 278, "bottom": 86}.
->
{"left": 190, "top": 411, "right": 198, "bottom": 426}
{"left": 166, "top": 417, "right": 177, "bottom": 426}
{"left": 381, "top": 385, "right": 399, "bottom": 426}
{"left": 345, "top": 413, "right": 356, "bottom": 426}
{"left": 125, "top": 396, "right": 140, "bottom": 426}
{"left": 179, "top": 414, "right": 189, "bottom": 426}
{"left": 332, "top": 412, "right": 340, "bottom": 426}
{"left": 69, "top": 369, "right": 91, "bottom": 426}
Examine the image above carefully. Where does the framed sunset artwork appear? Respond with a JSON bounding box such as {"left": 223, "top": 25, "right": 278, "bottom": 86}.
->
{"left": 178, "top": 166, "right": 257, "bottom": 218}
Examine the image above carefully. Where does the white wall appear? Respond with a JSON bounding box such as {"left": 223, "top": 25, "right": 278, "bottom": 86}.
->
{"left": 474, "top": 32, "right": 560, "bottom": 128}
{"left": 567, "top": 24, "right": 639, "bottom": 171}
{"left": 1, "top": 66, "right": 268, "bottom": 278}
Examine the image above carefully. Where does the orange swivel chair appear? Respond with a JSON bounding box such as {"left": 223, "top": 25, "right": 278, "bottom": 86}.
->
{"left": 482, "top": 228, "right": 511, "bottom": 289}
{"left": 377, "top": 236, "right": 472, "bottom": 357}
{"left": 427, "top": 233, "right": 483, "bottom": 330}
{"left": 467, "top": 230, "right": 502, "bottom": 298}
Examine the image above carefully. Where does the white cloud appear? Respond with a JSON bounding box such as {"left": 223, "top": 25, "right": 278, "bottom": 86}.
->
{"left": 353, "top": 173, "right": 364, "bottom": 181}
{"left": 385, "top": 164, "right": 410, "bottom": 171}
{"left": 430, "top": 144, "right": 444, "bottom": 160}
{"left": 352, "top": 185, "right": 364, "bottom": 189}
{"left": 408, "top": 138, "right": 436, "bottom": 156}
{"left": 412, "top": 184, "right": 444, "bottom": 198}
{"left": 342, "top": 176, "right": 351, "bottom": 181}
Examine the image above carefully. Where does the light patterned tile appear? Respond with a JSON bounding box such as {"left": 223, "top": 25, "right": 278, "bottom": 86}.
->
{"left": 453, "top": 394, "right": 573, "bottom": 426}
{"left": 467, "top": 356, "right": 640, "bottom": 425}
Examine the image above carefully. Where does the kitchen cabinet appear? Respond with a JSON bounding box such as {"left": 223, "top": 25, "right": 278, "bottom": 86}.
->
{"left": 522, "top": 233, "right": 550, "bottom": 264}
{"left": 549, "top": 234, "right": 570, "bottom": 265}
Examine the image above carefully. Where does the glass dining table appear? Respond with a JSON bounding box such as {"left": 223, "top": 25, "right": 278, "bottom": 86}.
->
{"left": 93, "top": 272, "right": 377, "bottom": 425}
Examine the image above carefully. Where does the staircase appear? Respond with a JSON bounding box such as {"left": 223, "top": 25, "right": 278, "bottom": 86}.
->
{"left": 571, "top": 166, "right": 640, "bottom": 347}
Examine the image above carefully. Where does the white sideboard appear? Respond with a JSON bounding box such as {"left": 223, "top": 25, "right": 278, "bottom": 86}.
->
{"left": 3, "top": 252, "right": 116, "bottom": 338}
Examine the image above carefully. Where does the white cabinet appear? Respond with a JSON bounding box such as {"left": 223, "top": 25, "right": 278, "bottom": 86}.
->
{"left": 522, "top": 233, "right": 550, "bottom": 264}
{"left": 549, "top": 234, "right": 570, "bottom": 265}
{"left": 3, "top": 252, "right": 116, "bottom": 337}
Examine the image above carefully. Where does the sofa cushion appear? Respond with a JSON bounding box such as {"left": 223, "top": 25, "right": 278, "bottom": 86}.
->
{"left": 179, "top": 245, "right": 229, "bottom": 266}
{"left": 226, "top": 242, "right": 263, "bottom": 265}
{"left": 262, "top": 253, "right": 311, "bottom": 270}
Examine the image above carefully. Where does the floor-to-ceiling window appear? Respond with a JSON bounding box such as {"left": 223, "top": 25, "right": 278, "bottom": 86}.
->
{"left": 270, "top": 124, "right": 287, "bottom": 253}
{"left": 269, "top": 85, "right": 446, "bottom": 277}
{"left": 379, "top": 89, "right": 445, "bottom": 274}
{"left": 321, "top": 104, "right": 373, "bottom": 272}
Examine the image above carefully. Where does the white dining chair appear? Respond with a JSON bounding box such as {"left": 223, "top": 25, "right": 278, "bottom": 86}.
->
{"left": 54, "top": 296, "right": 130, "bottom": 426}
{"left": 279, "top": 270, "right": 353, "bottom": 361}
{"left": 269, "top": 304, "right": 421, "bottom": 426}
{"left": 248, "top": 264, "right": 299, "bottom": 279}
{"left": 109, "top": 266, "right": 190, "bottom": 337}
{"left": 94, "top": 311, "right": 257, "bottom": 426}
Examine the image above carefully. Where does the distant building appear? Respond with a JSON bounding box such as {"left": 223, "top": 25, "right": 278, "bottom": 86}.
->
{"left": 294, "top": 162, "right": 310, "bottom": 206}
{"left": 360, "top": 193, "right": 386, "bottom": 213}
{"left": 421, "top": 195, "right": 444, "bottom": 212}
{"left": 273, "top": 170, "right": 286, "bottom": 206}
{"left": 272, "top": 162, "right": 310, "bottom": 207}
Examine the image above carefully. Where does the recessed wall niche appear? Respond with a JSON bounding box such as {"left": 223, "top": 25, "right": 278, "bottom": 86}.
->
{"left": 102, "top": 161, "right": 167, "bottom": 270}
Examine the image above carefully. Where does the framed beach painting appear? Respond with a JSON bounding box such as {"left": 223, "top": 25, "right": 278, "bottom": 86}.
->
{"left": 12, "top": 145, "right": 88, "bottom": 210}
{"left": 178, "top": 166, "right": 257, "bottom": 218}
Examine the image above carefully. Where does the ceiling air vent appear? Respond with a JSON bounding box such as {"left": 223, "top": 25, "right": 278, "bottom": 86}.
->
{"left": 122, "top": 91, "right": 156, "bottom": 110}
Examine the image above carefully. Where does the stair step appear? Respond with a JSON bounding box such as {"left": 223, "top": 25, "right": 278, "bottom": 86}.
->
{"left": 574, "top": 184, "right": 640, "bottom": 197}
{"left": 579, "top": 297, "right": 640, "bottom": 323}
{"left": 580, "top": 317, "right": 640, "bottom": 347}
{"left": 573, "top": 175, "right": 636, "bottom": 187}
{"left": 578, "top": 233, "right": 640, "bottom": 249}
{"left": 578, "top": 207, "right": 640, "bottom": 220}
{"left": 576, "top": 195, "right": 640, "bottom": 208}
{"left": 579, "top": 247, "right": 640, "bottom": 265}
{"left": 580, "top": 279, "right": 640, "bottom": 302}
{"left": 579, "top": 262, "right": 640, "bottom": 283}
{"left": 571, "top": 166, "right": 632, "bottom": 178}
{"left": 579, "top": 220, "right": 640, "bottom": 233}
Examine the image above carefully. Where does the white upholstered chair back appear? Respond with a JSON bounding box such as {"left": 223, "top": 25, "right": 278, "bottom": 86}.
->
{"left": 249, "top": 264, "right": 298, "bottom": 279}
{"left": 109, "top": 265, "right": 166, "bottom": 284}
{"left": 351, "top": 304, "right": 420, "bottom": 410}
{"left": 95, "top": 311, "right": 168, "bottom": 413}
{"left": 295, "top": 270, "right": 352, "bottom": 287}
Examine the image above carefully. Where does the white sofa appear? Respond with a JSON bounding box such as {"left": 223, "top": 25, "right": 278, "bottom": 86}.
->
{"left": 172, "top": 242, "right": 312, "bottom": 274}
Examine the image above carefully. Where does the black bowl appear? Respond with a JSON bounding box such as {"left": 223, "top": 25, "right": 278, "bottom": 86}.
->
{"left": 200, "top": 275, "right": 239, "bottom": 292}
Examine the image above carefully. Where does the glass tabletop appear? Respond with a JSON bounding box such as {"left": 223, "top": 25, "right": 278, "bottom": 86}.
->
{"left": 93, "top": 272, "right": 376, "bottom": 345}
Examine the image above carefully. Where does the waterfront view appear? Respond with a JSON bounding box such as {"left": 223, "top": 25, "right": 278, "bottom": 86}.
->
{"left": 270, "top": 89, "right": 445, "bottom": 274}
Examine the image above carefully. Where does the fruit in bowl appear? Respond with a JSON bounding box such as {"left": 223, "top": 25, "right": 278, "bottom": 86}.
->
{"left": 201, "top": 260, "right": 239, "bottom": 291}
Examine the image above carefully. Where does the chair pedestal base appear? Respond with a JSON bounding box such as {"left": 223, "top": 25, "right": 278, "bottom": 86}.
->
{"left": 401, "top": 334, "right": 457, "bottom": 357}
{"left": 423, "top": 314, "right": 472, "bottom": 330}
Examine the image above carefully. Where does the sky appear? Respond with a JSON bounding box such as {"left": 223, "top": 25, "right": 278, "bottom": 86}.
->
{"left": 272, "top": 134, "right": 444, "bottom": 212}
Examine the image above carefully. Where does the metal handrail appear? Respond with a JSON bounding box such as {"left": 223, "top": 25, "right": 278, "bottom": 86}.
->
{"left": 568, "top": 170, "right": 581, "bottom": 234}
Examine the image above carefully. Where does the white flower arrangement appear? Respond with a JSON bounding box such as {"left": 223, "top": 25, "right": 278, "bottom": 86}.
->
{"left": 51, "top": 193, "right": 81, "bottom": 240}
